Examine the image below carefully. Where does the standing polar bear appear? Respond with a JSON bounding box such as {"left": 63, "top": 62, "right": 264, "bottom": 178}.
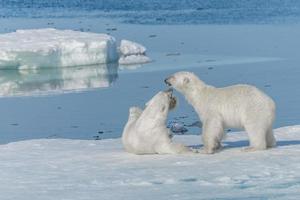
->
{"left": 122, "top": 89, "right": 190, "bottom": 154}
{"left": 165, "top": 71, "right": 276, "bottom": 154}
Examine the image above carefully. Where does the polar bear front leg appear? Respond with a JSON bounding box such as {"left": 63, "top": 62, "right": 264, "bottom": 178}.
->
{"left": 201, "top": 117, "right": 224, "bottom": 154}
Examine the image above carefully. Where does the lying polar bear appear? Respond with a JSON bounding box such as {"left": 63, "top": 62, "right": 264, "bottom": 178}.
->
{"left": 165, "top": 71, "right": 276, "bottom": 154}
{"left": 122, "top": 89, "right": 190, "bottom": 154}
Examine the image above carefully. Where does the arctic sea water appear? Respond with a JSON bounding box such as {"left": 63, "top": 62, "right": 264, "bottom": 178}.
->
{"left": 0, "top": 0, "right": 299, "bottom": 143}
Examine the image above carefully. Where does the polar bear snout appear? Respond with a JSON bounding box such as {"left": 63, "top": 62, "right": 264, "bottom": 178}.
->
{"left": 165, "top": 73, "right": 190, "bottom": 89}
{"left": 164, "top": 76, "right": 173, "bottom": 86}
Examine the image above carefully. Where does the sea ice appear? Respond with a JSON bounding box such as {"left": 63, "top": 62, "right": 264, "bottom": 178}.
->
{"left": 167, "top": 121, "right": 188, "bottom": 134}
{"left": 119, "top": 39, "right": 151, "bottom": 65}
{"left": 118, "top": 54, "right": 151, "bottom": 65}
{"left": 0, "top": 28, "right": 119, "bottom": 69}
{"left": 119, "top": 40, "right": 147, "bottom": 55}
{"left": 0, "top": 125, "right": 300, "bottom": 199}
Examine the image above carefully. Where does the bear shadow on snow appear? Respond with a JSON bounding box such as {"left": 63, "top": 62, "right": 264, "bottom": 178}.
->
{"left": 188, "top": 139, "right": 300, "bottom": 150}
{"left": 224, "top": 139, "right": 300, "bottom": 148}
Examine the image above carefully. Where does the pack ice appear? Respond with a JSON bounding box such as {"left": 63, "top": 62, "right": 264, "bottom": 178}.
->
{"left": 0, "top": 29, "right": 119, "bottom": 69}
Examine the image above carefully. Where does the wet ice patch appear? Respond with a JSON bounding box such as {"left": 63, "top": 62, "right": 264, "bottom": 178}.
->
{"left": 167, "top": 121, "right": 188, "bottom": 134}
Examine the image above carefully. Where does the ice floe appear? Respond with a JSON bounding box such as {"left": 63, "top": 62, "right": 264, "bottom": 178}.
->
{"left": 0, "top": 29, "right": 151, "bottom": 69}
{"left": 119, "top": 39, "right": 151, "bottom": 65}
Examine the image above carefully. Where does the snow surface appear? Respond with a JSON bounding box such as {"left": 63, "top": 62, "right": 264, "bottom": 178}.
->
{"left": 119, "top": 39, "right": 151, "bottom": 65}
{"left": 1, "top": 125, "right": 300, "bottom": 199}
{"left": 0, "top": 28, "right": 119, "bottom": 68}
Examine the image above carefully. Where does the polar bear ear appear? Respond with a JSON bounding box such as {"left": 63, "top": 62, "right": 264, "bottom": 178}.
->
{"left": 183, "top": 77, "right": 190, "bottom": 84}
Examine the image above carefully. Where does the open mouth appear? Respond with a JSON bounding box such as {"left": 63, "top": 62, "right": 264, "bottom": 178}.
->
{"left": 164, "top": 88, "right": 176, "bottom": 110}
{"left": 164, "top": 78, "right": 172, "bottom": 86}
{"left": 169, "top": 95, "right": 177, "bottom": 110}
{"left": 165, "top": 88, "right": 173, "bottom": 95}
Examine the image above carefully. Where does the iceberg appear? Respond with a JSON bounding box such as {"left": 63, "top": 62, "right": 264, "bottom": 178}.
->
{"left": 0, "top": 29, "right": 152, "bottom": 69}
{"left": 0, "top": 29, "right": 119, "bottom": 69}
{"left": 119, "top": 40, "right": 151, "bottom": 65}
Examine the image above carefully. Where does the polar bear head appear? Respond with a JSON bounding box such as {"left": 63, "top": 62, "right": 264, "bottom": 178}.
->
{"left": 164, "top": 71, "right": 206, "bottom": 94}
{"left": 142, "top": 89, "right": 177, "bottom": 125}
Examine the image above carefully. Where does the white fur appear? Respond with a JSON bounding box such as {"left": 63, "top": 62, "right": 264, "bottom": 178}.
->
{"left": 122, "top": 90, "right": 190, "bottom": 154}
{"left": 165, "top": 71, "right": 276, "bottom": 153}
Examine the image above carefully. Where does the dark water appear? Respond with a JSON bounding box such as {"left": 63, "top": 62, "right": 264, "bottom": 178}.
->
{"left": 1, "top": 0, "right": 300, "bottom": 24}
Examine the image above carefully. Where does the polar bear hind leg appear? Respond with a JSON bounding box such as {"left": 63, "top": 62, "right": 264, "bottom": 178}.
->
{"left": 244, "top": 124, "right": 268, "bottom": 151}
{"left": 266, "top": 128, "right": 276, "bottom": 148}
